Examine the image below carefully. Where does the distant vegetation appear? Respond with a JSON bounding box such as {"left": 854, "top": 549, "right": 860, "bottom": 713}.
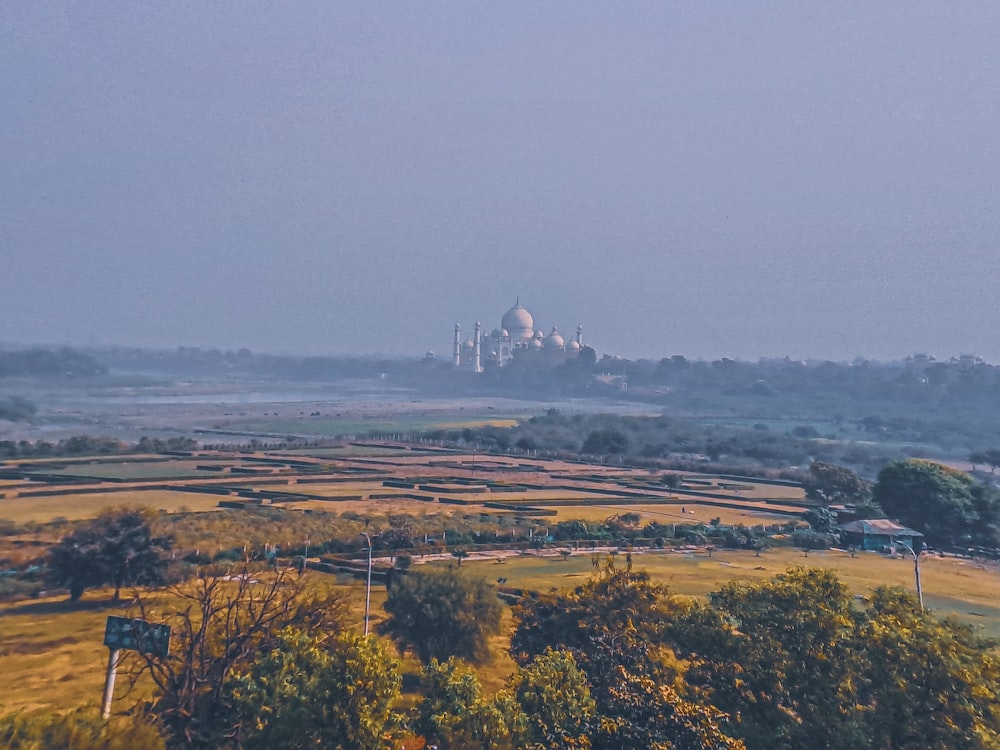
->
{"left": 424, "top": 410, "right": 899, "bottom": 475}
{"left": 0, "top": 347, "right": 106, "bottom": 378}
{"left": 10, "top": 344, "right": 1000, "bottom": 457}
{"left": 0, "top": 435, "right": 197, "bottom": 459}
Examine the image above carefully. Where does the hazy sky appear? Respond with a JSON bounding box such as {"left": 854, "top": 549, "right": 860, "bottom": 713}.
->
{"left": 2, "top": 2, "right": 998, "bottom": 362}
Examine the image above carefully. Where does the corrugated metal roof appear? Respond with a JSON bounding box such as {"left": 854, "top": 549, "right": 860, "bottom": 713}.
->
{"left": 838, "top": 519, "right": 923, "bottom": 536}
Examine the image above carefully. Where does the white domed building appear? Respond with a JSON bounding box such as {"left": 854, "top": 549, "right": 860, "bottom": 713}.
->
{"left": 452, "top": 299, "right": 584, "bottom": 372}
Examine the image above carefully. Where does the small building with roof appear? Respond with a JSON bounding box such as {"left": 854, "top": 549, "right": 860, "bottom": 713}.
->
{"left": 838, "top": 519, "right": 924, "bottom": 552}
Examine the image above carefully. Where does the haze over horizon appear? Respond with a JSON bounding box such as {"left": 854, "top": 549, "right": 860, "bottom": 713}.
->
{"left": 2, "top": 3, "right": 998, "bottom": 364}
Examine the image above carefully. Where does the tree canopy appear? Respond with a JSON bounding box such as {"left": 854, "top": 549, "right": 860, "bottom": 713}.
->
{"left": 873, "top": 459, "right": 982, "bottom": 545}
{"left": 381, "top": 566, "right": 502, "bottom": 664}
{"left": 802, "top": 461, "right": 871, "bottom": 505}
{"left": 47, "top": 507, "right": 172, "bottom": 602}
{"left": 226, "top": 628, "right": 400, "bottom": 750}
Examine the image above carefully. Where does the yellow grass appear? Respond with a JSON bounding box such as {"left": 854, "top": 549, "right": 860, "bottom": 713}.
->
{"left": 463, "top": 547, "right": 1000, "bottom": 629}
{"left": 0, "top": 594, "right": 117, "bottom": 714}
{"left": 433, "top": 419, "right": 520, "bottom": 429}
{"left": 0, "top": 490, "right": 224, "bottom": 523}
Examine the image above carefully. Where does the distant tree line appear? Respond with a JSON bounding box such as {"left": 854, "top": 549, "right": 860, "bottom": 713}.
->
{"left": 0, "top": 347, "right": 106, "bottom": 377}
{"left": 0, "top": 435, "right": 198, "bottom": 459}
{"left": 426, "top": 411, "right": 899, "bottom": 473}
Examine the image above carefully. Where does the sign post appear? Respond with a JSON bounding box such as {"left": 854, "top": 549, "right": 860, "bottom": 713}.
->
{"left": 101, "top": 616, "right": 171, "bottom": 719}
{"left": 100, "top": 648, "right": 121, "bottom": 720}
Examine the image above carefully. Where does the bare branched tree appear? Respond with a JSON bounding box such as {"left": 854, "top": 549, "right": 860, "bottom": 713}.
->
{"left": 122, "top": 560, "right": 344, "bottom": 749}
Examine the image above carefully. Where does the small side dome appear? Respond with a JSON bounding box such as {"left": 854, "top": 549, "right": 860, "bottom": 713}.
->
{"left": 530, "top": 338, "right": 543, "bottom": 349}
{"left": 567, "top": 340, "right": 581, "bottom": 350}
{"left": 501, "top": 329, "right": 509, "bottom": 338}
{"left": 545, "top": 326, "right": 565, "bottom": 349}
{"left": 534, "top": 329, "right": 545, "bottom": 340}
{"left": 464, "top": 339, "right": 475, "bottom": 349}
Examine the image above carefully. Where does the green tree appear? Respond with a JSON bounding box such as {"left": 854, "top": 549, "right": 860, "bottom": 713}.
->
{"left": 859, "top": 587, "right": 1000, "bottom": 749}
{"left": 512, "top": 649, "right": 595, "bottom": 750}
{"left": 381, "top": 567, "right": 502, "bottom": 664}
{"left": 581, "top": 429, "right": 628, "bottom": 455}
{"left": 596, "top": 665, "right": 744, "bottom": 750}
{"left": 802, "top": 506, "right": 836, "bottom": 533}
{"left": 665, "top": 568, "right": 864, "bottom": 750}
{"left": 127, "top": 563, "right": 344, "bottom": 749}
{"left": 381, "top": 518, "right": 416, "bottom": 561}
{"left": 510, "top": 563, "right": 673, "bottom": 667}
{"left": 47, "top": 507, "right": 172, "bottom": 602}
{"left": 227, "top": 628, "right": 401, "bottom": 750}
{"left": 415, "top": 657, "right": 514, "bottom": 750}
{"left": 803, "top": 462, "right": 871, "bottom": 505}
{"left": 873, "top": 459, "right": 978, "bottom": 545}
{"left": 661, "top": 473, "right": 683, "bottom": 489}
{"left": 512, "top": 564, "right": 742, "bottom": 749}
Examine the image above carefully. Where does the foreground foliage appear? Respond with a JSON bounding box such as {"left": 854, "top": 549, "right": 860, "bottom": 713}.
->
{"left": 512, "top": 562, "right": 744, "bottom": 750}
{"left": 0, "top": 710, "right": 164, "bottom": 750}
{"left": 513, "top": 563, "right": 1000, "bottom": 750}
{"left": 227, "top": 628, "right": 401, "bottom": 750}
{"left": 125, "top": 563, "right": 344, "bottom": 749}
{"left": 670, "top": 569, "right": 1000, "bottom": 749}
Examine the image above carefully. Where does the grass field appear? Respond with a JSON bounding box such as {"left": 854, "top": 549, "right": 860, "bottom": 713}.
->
{"left": 0, "top": 596, "right": 116, "bottom": 714}
{"left": 0, "top": 490, "right": 224, "bottom": 523}
{"left": 450, "top": 547, "right": 1000, "bottom": 639}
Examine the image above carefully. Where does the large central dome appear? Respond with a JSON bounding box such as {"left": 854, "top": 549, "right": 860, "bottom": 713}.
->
{"left": 501, "top": 302, "right": 534, "bottom": 341}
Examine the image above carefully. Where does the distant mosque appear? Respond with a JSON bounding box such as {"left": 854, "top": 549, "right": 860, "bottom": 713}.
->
{"left": 451, "top": 298, "right": 584, "bottom": 373}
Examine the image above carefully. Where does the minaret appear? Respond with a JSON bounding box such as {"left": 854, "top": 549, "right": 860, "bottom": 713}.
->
{"left": 575, "top": 323, "right": 583, "bottom": 347}
{"left": 473, "top": 321, "right": 483, "bottom": 373}
{"left": 453, "top": 323, "right": 462, "bottom": 367}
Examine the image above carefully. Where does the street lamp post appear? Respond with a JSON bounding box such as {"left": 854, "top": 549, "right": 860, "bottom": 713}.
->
{"left": 895, "top": 538, "right": 925, "bottom": 612}
{"left": 361, "top": 532, "right": 378, "bottom": 635}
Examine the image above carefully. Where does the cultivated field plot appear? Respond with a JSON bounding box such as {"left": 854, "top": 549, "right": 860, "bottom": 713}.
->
{"left": 33, "top": 460, "right": 225, "bottom": 481}
{"left": 0, "top": 490, "right": 224, "bottom": 523}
